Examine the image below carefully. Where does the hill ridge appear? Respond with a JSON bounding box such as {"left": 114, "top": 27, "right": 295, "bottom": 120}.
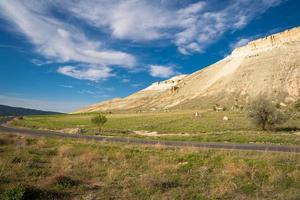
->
{"left": 76, "top": 27, "right": 300, "bottom": 113}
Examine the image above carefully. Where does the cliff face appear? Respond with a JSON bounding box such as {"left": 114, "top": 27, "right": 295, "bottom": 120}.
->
{"left": 233, "top": 27, "right": 300, "bottom": 56}
{"left": 76, "top": 27, "right": 300, "bottom": 113}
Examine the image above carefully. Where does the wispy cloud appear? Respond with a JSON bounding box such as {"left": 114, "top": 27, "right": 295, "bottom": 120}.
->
{"left": 31, "top": 59, "right": 53, "bottom": 66}
{"left": 77, "top": 89, "right": 111, "bottom": 99}
{"left": 121, "top": 78, "right": 130, "bottom": 83}
{"left": 62, "top": 0, "right": 283, "bottom": 54}
{"left": 0, "top": 0, "right": 136, "bottom": 81}
{"left": 58, "top": 84, "right": 73, "bottom": 89}
{"left": 57, "top": 65, "right": 114, "bottom": 81}
{"left": 175, "top": 0, "right": 283, "bottom": 54}
{"left": 0, "top": 0, "right": 284, "bottom": 81}
{"left": 149, "top": 65, "right": 177, "bottom": 78}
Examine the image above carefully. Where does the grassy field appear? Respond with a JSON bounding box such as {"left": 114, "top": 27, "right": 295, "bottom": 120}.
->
{"left": 10, "top": 111, "right": 258, "bottom": 132}
{"left": 10, "top": 110, "right": 300, "bottom": 145}
{"left": 0, "top": 134, "right": 299, "bottom": 200}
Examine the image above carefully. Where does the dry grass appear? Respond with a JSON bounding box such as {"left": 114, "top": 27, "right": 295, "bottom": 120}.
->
{"left": 0, "top": 134, "right": 299, "bottom": 200}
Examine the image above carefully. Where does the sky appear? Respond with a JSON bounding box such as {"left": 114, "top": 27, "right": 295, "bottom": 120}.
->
{"left": 0, "top": 0, "right": 299, "bottom": 112}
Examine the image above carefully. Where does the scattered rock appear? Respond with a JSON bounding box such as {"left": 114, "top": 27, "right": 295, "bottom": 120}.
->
{"left": 279, "top": 102, "right": 287, "bottom": 107}
{"left": 194, "top": 112, "right": 201, "bottom": 117}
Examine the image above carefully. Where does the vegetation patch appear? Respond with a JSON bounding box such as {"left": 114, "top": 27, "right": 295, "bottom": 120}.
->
{"left": 0, "top": 135, "right": 299, "bottom": 199}
{"left": 2, "top": 184, "right": 66, "bottom": 200}
{"left": 10, "top": 110, "right": 300, "bottom": 145}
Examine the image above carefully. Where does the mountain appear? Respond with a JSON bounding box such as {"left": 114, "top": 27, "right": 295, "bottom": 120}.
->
{"left": 76, "top": 27, "right": 300, "bottom": 113}
{"left": 0, "top": 104, "right": 62, "bottom": 116}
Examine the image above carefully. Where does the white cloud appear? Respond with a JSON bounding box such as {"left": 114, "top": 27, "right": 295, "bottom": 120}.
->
{"left": 174, "top": 0, "right": 284, "bottom": 54}
{"left": 57, "top": 65, "right": 114, "bottom": 81}
{"left": 0, "top": 0, "right": 284, "bottom": 80}
{"left": 62, "top": 0, "right": 283, "bottom": 54}
{"left": 64, "top": 0, "right": 174, "bottom": 41}
{"left": 149, "top": 65, "right": 177, "bottom": 78}
{"left": 121, "top": 78, "right": 130, "bottom": 83}
{"left": 0, "top": 0, "right": 136, "bottom": 81}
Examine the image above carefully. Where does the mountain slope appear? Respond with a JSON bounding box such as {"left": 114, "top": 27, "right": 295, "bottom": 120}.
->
{"left": 0, "top": 104, "right": 62, "bottom": 116}
{"left": 77, "top": 27, "right": 300, "bottom": 113}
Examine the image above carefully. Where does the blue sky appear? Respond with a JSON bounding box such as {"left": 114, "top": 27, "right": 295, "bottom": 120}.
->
{"left": 0, "top": 0, "right": 299, "bottom": 112}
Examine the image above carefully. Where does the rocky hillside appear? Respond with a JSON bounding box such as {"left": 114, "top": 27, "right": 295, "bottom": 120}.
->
{"left": 76, "top": 27, "right": 300, "bottom": 113}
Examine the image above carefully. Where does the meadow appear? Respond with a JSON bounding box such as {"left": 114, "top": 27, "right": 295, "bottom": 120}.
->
{"left": 0, "top": 134, "right": 299, "bottom": 200}
{"left": 10, "top": 110, "right": 300, "bottom": 145}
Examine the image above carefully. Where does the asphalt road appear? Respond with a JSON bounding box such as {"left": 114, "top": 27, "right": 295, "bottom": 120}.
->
{"left": 0, "top": 117, "right": 299, "bottom": 153}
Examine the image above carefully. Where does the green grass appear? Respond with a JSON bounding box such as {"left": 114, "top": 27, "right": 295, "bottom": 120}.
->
{"left": 10, "top": 110, "right": 300, "bottom": 145}
{"left": 0, "top": 134, "right": 299, "bottom": 199}
{"left": 11, "top": 111, "right": 257, "bottom": 132}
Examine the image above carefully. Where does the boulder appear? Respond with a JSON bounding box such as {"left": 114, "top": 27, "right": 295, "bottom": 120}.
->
{"left": 223, "top": 116, "right": 229, "bottom": 121}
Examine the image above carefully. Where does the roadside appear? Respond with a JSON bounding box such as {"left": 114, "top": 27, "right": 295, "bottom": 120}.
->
{"left": 1, "top": 117, "right": 299, "bottom": 153}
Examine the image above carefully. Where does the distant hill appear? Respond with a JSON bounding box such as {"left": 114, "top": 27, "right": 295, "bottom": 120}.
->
{"left": 0, "top": 104, "right": 62, "bottom": 116}
{"left": 76, "top": 26, "right": 300, "bottom": 113}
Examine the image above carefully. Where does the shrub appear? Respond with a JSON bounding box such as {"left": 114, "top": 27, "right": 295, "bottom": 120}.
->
{"left": 248, "top": 96, "right": 289, "bottom": 130}
{"left": 91, "top": 113, "right": 107, "bottom": 133}
{"left": 3, "top": 185, "right": 64, "bottom": 200}
{"left": 3, "top": 185, "right": 26, "bottom": 200}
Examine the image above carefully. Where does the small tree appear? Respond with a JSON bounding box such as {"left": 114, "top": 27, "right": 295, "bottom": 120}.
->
{"left": 91, "top": 113, "right": 107, "bottom": 134}
{"left": 248, "top": 96, "right": 289, "bottom": 130}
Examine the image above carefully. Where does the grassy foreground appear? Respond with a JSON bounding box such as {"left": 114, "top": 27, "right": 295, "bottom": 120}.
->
{"left": 0, "top": 134, "right": 299, "bottom": 200}
{"left": 10, "top": 110, "right": 300, "bottom": 145}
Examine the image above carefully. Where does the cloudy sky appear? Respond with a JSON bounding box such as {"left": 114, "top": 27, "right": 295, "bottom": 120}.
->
{"left": 0, "top": 0, "right": 299, "bottom": 112}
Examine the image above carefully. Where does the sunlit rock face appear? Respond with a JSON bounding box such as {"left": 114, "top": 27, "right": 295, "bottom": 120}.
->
{"left": 232, "top": 27, "right": 300, "bottom": 57}
{"left": 76, "top": 27, "right": 300, "bottom": 113}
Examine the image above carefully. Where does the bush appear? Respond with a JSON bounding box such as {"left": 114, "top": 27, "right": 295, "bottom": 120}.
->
{"left": 3, "top": 185, "right": 65, "bottom": 200}
{"left": 3, "top": 185, "right": 26, "bottom": 200}
{"left": 248, "top": 96, "right": 289, "bottom": 130}
{"left": 91, "top": 113, "right": 107, "bottom": 133}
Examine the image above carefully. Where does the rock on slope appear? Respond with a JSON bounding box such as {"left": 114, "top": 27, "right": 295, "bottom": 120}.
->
{"left": 76, "top": 27, "right": 300, "bottom": 113}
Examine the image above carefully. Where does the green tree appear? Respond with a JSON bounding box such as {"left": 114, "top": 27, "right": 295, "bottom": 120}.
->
{"left": 248, "top": 96, "right": 289, "bottom": 130}
{"left": 91, "top": 113, "right": 107, "bottom": 133}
